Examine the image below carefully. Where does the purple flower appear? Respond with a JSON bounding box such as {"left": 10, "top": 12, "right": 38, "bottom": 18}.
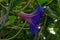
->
{"left": 18, "top": 4, "right": 43, "bottom": 35}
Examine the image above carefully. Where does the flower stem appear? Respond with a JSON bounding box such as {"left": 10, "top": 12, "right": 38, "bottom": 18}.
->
{"left": 37, "top": 15, "right": 47, "bottom": 40}
{"left": 8, "top": 21, "right": 27, "bottom": 40}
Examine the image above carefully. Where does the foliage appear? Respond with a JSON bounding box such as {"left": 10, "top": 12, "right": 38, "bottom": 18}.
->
{"left": 0, "top": 0, "right": 60, "bottom": 40}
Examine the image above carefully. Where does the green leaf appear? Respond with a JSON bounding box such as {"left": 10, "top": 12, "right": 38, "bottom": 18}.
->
{"left": 58, "top": 0, "right": 60, "bottom": 8}
{"left": 4, "top": 0, "right": 8, "bottom": 3}
{"left": 38, "top": 0, "right": 48, "bottom": 5}
{"left": 0, "top": 0, "right": 8, "bottom": 2}
{"left": 50, "top": 23, "right": 55, "bottom": 28}
{"left": 10, "top": 0, "right": 23, "bottom": 10}
{"left": 58, "top": 0, "right": 60, "bottom": 14}
{"left": 44, "top": 7, "right": 60, "bottom": 20}
{"left": 0, "top": 0, "right": 3, "bottom": 2}
{"left": 5, "top": 16, "right": 17, "bottom": 26}
{"left": 24, "top": 9, "right": 33, "bottom": 13}
{"left": 46, "top": 13, "right": 59, "bottom": 20}
{"left": 54, "top": 28, "right": 59, "bottom": 33}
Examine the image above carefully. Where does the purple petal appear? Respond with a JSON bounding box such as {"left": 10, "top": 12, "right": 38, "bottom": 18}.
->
{"left": 29, "top": 4, "right": 43, "bottom": 35}
{"left": 18, "top": 4, "right": 43, "bottom": 35}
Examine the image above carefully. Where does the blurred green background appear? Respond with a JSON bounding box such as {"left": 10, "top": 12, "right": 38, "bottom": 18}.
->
{"left": 0, "top": 0, "right": 60, "bottom": 40}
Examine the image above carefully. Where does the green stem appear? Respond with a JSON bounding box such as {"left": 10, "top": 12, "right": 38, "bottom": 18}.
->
{"left": 7, "top": 0, "right": 31, "bottom": 39}
{"left": 20, "top": 0, "right": 31, "bottom": 11}
{"left": 46, "top": 0, "right": 53, "bottom": 5}
{"left": 8, "top": 21, "right": 27, "bottom": 40}
{"left": 0, "top": 0, "right": 31, "bottom": 39}
{"left": 0, "top": 21, "right": 27, "bottom": 40}
{"left": 37, "top": 15, "right": 47, "bottom": 40}
{"left": 0, "top": 3, "right": 7, "bottom": 9}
